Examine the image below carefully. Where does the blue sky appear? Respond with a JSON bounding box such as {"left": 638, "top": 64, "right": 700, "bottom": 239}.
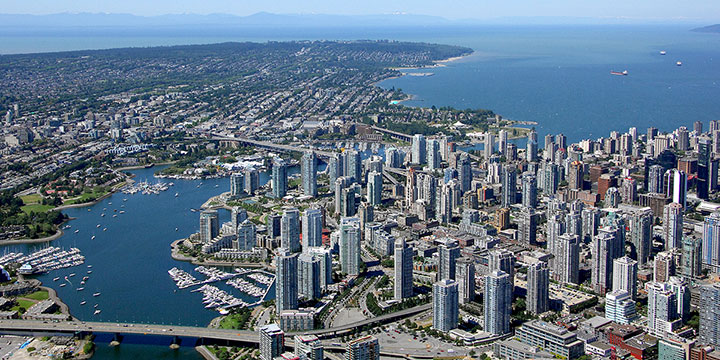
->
{"left": 3, "top": 0, "right": 719, "bottom": 21}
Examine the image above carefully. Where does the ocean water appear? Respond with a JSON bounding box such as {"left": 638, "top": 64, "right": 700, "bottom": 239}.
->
{"left": 377, "top": 25, "right": 720, "bottom": 144}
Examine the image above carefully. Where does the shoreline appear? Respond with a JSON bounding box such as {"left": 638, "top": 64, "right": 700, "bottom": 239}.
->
{"left": 389, "top": 51, "right": 474, "bottom": 71}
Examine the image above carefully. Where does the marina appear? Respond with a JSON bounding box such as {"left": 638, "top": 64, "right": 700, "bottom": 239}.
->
{"left": 168, "top": 266, "right": 274, "bottom": 309}
{"left": 10, "top": 247, "right": 86, "bottom": 274}
{"left": 121, "top": 181, "right": 173, "bottom": 195}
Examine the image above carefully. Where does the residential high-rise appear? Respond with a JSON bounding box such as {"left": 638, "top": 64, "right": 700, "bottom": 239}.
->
{"left": 489, "top": 249, "right": 516, "bottom": 284}
{"left": 230, "top": 206, "right": 248, "bottom": 234}
{"left": 581, "top": 207, "right": 601, "bottom": 243}
{"left": 427, "top": 139, "right": 441, "bottom": 170}
{"left": 484, "top": 270, "right": 512, "bottom": 336}
{"left": 294, "top": 335, "right": 324, "bottom": 360}
{"left": 302, "top": 208, "right": 323, "bottom": 249}
{"left": 703, "top": 212, "right": 720, "bottom": 272}
{"left": 554, "top": 233, "right": 580, "bottom": 284}
{"left": 518, "top": 207, "right": 538, "bottom": 245}
{"left": 367, "top": 171, "right": 382, "bottom": 206}
{"left": 272, "top": 158, "right": 288, "bottom": 198}
{"left": 663, "top": 203, "right": 684, "bottom": 250}
{"left": 298, "top": 253, "right": 321, "bottom": 300}
{"left": 267, "top": 213, "right": 282, "bottom": 238}
{"left": 302, "top": 151, "right": 318, "bottom": 197}
{"left": 546, "top": 214, "right": 566, "bottom": 261}
{"left": 527, "top": 261, "right": 549, "bottom": 315}
{"left": 521, "top": 172, "right": 538, "bottom": 209}
{"left": 698, "top": 137, "right": 712, "bottom": 199}
{"left": 700, "top": 283, "right": 720, "bottom": 347}
{"left": 605, "top": 290, "right": 637, "bottom": 325}
{"left": 620, "top": 177, "right": 637, "bottom": 203}
{"left": 307, "top": 247, "right": 333, "bottom": 290}
{"left": 654, "top": 251, "right": 675, "bottom": 282}
{"left": 648, "top": 164, "right": 665, "bottom": 193}
{"left": 541, "top": 162, "right": 559, "bottom": 195}
{"left": 666, "top": 169, "right": 687, "bottom": 209}
{"left": 484, "top": 132, "right": 495, "bottom": 159}
{"left": 438, "top": 238, "right": 460, "bottom": 281}
{"left": 456, "top": 257, "right": 475, "bottom": 304}
{"left": 346, "top": 336, "right": 380, "bottom": 360}
{"left": 244, "top": 168, "right": 259, "bottom": 195}
{"left": 199, "top": 209, "right": 219, "bottom": 244}
{"left": 281, "top": 208, "right": 301, "bottom": 253}
{"left": 394, "top": 238, "right": 414, "bottom": 300}
{"left": 591, "top": 229, "right": 622, "bottom": 295}
{"left": 339, "top": 217, "right": 361, "bottom": 276}
{"left": 681, "top": 235, "right": 702, "bottom": 278}
{"left": 668, "top": 276, "right": 691, "bottom": 322}
{"left": 568, "top": 161, "right": 584, "bottom": 190}
{"left": 498, "top": 129, "right": 508, "bottom": 156}
{"left": 259, "top": 324, "right": 285, "bottom": 360}
{"left": 275, "top": 250, "right": 299, "bottom": 314}
{"left": 433, "top": 279, "right": 459, "bottom": 332}
{"left": 230, "top": 172, "right": 245, "bottom": 197}
{"left": 328, "top": 153, "right": 343, "bottom": 188}
{"left": 647, "top": 281, "right": 679, "bottom": 337}
{"left": 236, "top": 220, "right": 256, "bottom": 250}
{"left": 457, "top": 154, "right": 472, "bottom": 192}
{"left": 412, "top": 134, "right": 427, "bottom": 165}
{"left": 501, "top": 166, "right": 517, "bottom": 207}
{"left": 343, "top": 150, "right": 362, "bottom": 184}
{"left": 612, "top": 256, "right": 638, "bottom": 299}
{"left": 526, "top": 130, "right": 538, "bottom": 162}
{"left": 629, "top": 209, "right": 653, "bottom": 266}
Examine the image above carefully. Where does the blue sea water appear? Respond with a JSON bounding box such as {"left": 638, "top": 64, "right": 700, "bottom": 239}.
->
{"left": 377, "top": 25, "right": 720, "bottom": 144}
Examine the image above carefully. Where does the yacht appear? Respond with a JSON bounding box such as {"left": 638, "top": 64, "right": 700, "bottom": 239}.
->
{"left": 93, "top": 292, "right": 101, "bottom": 297}
{"left": 80, "top": 301, "right": 86, "bottom": 305}
{"left": 59, "top": 283, "right": 66, "bottom": 287}
{"left": 94, "top": 309, "right": 101, "bottom": 315}
{"left": 53, "top": 277, "right": 59, "bottom": 281}
{"left": 76, "top": 287, "right": 84, "bottom": 291}
{"left": 91, "top": 236, "right": 96, "bottom": 240}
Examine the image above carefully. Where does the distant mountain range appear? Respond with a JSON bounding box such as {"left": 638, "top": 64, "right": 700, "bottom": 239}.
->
{"left": 0, "top": 12, "right": 453, "bottom": 28}
{"left": 692, "top": 24, "right": 720, "bottom": 33}
{"left": 0, "top": 12, "right": 709, "bottom": 29}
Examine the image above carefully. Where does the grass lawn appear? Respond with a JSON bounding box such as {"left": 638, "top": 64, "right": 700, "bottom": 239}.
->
{"left": 21, "top": 204, "right": 54, "bottom": 214}
{"left": 11, "top": 299, "right": 35, "bottom": 312}
{"left": 24, "top": 290, "right": 49, "bottom": 301}
{"left": 20, "top": 194, "right": 43, "bottom": 204}
{"left": 64, "top": 190, "right": 108, "bottom": 205}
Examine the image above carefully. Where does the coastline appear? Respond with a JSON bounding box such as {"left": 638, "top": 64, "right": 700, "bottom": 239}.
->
{"left": 389, "top": 51, "right": 474, "bottom": 71}
{"left": 0, "top": 228, "right": 64, "bottom": 246}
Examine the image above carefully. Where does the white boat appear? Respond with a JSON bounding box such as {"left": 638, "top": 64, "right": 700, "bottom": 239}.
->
{"left": 100, "top": 214, "right": 105, "bottom": 217}
{"left": 77, "top": 287, "right": 84, "bottom": 291}
{"left": 93, "top": 292, "right": 101, "bottom": 297}
{"left": 660, "top": 50, "right": 667, "bottom": 55}
{"left": 80, "top": 301, "right": 86, "bottom": 305}
{"left": 74, "top": 230, "right": 79, "bottom": 234}
{"left": 677, "top": 61, "right": 683, "bottom": 66}
{"left": 69, "top": 273, "right": 75, "bottom": 277}
{"left": 96, "top": 224, "right": 101, "bottom": 228}
{"left": 103, "top": 228, "right": 107, "bottom": 231}
{"left": 59, "top": 283, "right": 66, "bottom": 287}
{"left": 94, "top": 310, "right": 101, "bottom": 315}
{"left": 175, "top": 193, "right": 179, "bottom": 197}
{"left": 91, "top": 236, "right": 96, "bottom": 240}
{"left": 53, "top": 277, "right": 59, "bottom": 281}
{"left": 87, "top": 271, "right": 93, "bottom": 274}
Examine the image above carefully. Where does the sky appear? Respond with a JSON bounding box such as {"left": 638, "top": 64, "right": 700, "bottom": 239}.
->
{"left": 3, "top": 0, "right": 720, "bottom": 22}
